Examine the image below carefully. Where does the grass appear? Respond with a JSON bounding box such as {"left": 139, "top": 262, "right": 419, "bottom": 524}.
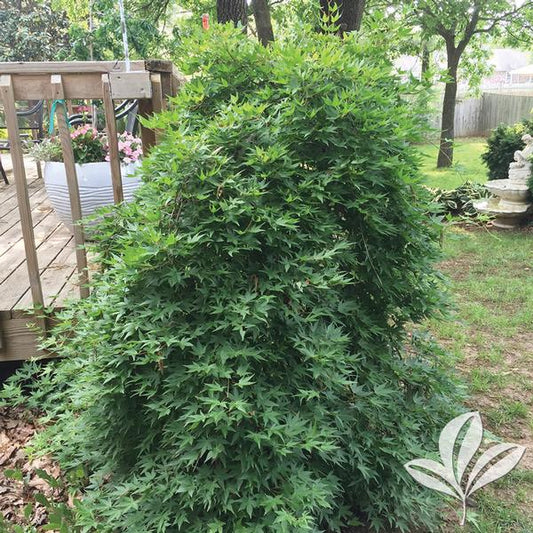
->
{"left": 425, "top": 225, "right": 533, "bottom": 532}
{"left": 418, "top": 137, "right": 489, "bottom": 189}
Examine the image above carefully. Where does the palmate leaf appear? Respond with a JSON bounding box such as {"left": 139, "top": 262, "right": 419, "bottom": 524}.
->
{"left": 404, "top": 459, "right": 461, "bottom": 500}
{"left": 455, "top": 412, "right": 483, "bottom": 484}
{"left": 465, "top": 443, "right": 526, "bottom": 497}
{"left": 438, "top": 411, "right": 481, "bottom": 488}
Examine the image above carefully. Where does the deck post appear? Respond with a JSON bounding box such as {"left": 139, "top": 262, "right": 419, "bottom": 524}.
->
{"left": 102, "top": 74, "right": 123, "bottom": 204}
{"left": 0, "top": 75, "right": 44, "bottom": 309}
{"left": 50, "top": 74, "right": 90, "bottom": 299}
{"left": 138, "top": 97, "right": 156, "bottom": 153}
{"left": 150, "top": 73, "right": 164, "bottom": 144}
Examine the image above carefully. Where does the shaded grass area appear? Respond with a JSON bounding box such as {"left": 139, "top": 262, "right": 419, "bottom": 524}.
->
{"left": 418, "top": 138, "right": 489, "bottom": 190}
{"left": 425, "top": 226, "right": 533, "bottom": 532}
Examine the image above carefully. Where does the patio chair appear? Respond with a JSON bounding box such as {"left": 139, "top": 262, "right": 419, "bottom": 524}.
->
{"left": 68, "top": 99, "right": 139, "bottom": 134}
{"left": 0, "top": 100, "right": 45, "bottom": 185}
{"left": 0, "top": 155, "right": 7, "bottom": 185}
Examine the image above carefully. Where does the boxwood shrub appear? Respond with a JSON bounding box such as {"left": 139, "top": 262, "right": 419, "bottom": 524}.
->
{"left": 482, "top": 119, "right": 533, "bottom": 180}
{"left": 8, "top": 29, "right": 461, "bottom": 532}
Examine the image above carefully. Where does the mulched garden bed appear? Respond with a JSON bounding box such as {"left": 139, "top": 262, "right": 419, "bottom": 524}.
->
{"left": 0, "top": 407, "right": 67, "bottom": 529}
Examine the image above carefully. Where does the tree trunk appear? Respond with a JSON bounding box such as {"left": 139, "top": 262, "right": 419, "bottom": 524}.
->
{"left": 319, "top": 0, "right": 366, "bottom": 34}
{"left": 421, "top": 44, "right": 430, "bottom": 79}
{"left": 252, "top": 0, "right": 274, "bottom": 46}
{"left": 350, "top": 0, "right": 366, "bottom": 31}
{"left": 437, "top": 54, "right": 459, "bottom": 168}
{"left": 217, "top": 0, "right": 247, "bottom": 28}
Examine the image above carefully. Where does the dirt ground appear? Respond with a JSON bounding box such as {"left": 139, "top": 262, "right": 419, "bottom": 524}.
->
{"left": 0, "top": 407, "right": 66, "bottom": 528}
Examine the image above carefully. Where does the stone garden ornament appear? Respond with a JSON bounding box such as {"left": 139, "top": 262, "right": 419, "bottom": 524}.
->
{"left": 475, "top": 134, "right": 533, "bottom": 227}
{"left": 404, "top": 411, "right": 526, "bottom": 526}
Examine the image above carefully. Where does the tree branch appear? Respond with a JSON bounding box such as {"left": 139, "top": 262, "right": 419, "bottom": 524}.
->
{"left": 456, "top": 5, "right": 480, "bottom": 55}
{"left": 474, "top": 2, "right": 533, "bottom": 35}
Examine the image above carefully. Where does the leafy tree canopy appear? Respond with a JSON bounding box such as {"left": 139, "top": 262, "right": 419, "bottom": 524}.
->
{"left": 50, "top": 0, "right": 174, "bottom": 60}
{"left": 405, "top": 0, "right": 533, "bottom": 167}
{"left": 0, "top": 0, "right": 70, "bottom": 61}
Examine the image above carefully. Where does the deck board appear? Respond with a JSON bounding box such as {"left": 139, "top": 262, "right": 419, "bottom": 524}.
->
{"left": 0, "top": 154, "right": 78, "bottom": 311}
{"left": 17, "top": 232, "right": 77, "bottom": 308}
{"left": 0, "top": 187, "right": 49, "bottom": 238}
{"left": 0, "top": 175, "right": 41, "bottom": 220}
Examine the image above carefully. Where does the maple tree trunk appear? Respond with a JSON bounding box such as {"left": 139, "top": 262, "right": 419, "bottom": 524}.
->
{"left": 252, "top": 0, "right": 274, "bottom": 46}
{"left": 217, "top": 0, "right": 247, "bottom": 28}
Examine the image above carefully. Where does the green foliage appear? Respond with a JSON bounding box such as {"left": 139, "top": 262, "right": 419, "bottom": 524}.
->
{"left": 428, "top": 181, "right": 490, "bottom": 217}
{"left": 52, "top": 0, "right": 173, "bottom": 61}
{"left": 482, "top": 120, "right": 533, "bottom": 180}
{"left": 29, "top": 127, "right": 143, "bottom": 164}
{"left": 411, "top": 0, "right": 531, "bottom": 42}
{"left": 0, "top": 0, "right": 70, "bottom": 61}
{"left": 407, "top": 0, "right": 533, "bottom": 166}
{"left": 69, "top": 127, "right": 106, "bottom": 164}
{"left": 7, "top": 28, "right": 462, "bottom": 532}
{"left": 29, "top": 127, "right": 105, "bottom": 164}
{"left": 28, "top": 139, "right": 64, "bottom": 162}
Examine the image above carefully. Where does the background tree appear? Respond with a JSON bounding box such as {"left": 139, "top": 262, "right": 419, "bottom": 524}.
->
{"left": 412, "top": 0, "right": 533, "bottom": 168}
{"left": 252, "top": 0, "right": 275, "bottom": 46}
{"left": 0, "top": 0, "right": 70, "bottom": 61}
{"left": 217, "top": 0, "right": 247, "bottom": 28}
{"left": 54, "top": 0, "right": 169, "bottom": 60}
{"left": 319, "top": 0, "right": 366, "bottom": 34}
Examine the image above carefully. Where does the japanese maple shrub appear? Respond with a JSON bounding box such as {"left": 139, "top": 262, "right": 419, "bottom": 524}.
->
{"left": 12, "top": 29, "right": 461, "bottom": 532}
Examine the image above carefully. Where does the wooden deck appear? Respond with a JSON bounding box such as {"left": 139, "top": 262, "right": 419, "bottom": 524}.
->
{"left": 0, "top": 153, "right": 79, "bottom": 360}
{"left": 0, "top": 60, "right": 179, "bottom": 361}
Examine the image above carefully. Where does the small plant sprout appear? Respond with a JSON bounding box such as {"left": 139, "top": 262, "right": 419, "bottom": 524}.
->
{"left": 404, "top": 411, "right": 526, "bottom": 526}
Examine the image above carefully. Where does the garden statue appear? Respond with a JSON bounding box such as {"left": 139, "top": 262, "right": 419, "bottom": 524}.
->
{"left": 475, "top": 134, "right": 532, "bottom": 228}
{"left": 508, "top": 134, "right": 533, "bottom": 181}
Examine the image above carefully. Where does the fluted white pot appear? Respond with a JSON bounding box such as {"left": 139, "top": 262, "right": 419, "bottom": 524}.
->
{"left": 43, "top": 161, "right": 142, "bottom": 229}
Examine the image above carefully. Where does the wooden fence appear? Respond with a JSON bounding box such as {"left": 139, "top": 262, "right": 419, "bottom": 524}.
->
{"left": 0, "top": 60, "right": 182, "bottom": 360}
{"left": 431, "top": 91, "right": 533, "bottom": 137}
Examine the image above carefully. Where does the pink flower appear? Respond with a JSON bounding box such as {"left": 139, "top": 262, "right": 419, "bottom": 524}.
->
{"left": 101, "top": 132, "right": 143, "bottom": 163}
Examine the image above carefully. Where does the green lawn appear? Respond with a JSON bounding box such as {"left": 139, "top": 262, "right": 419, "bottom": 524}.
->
{"left": 425, "top": 226, "right": 533, "bottom": 532}
{"left": 418, "top": 137, "right": 489, "bottom": 190}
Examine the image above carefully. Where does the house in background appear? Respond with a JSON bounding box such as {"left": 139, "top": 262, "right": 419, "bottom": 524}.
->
{"left": 482, "top": 48, "right": 531, "bottom": 88}
{"left": 394, "top": 48, "right": 531, "bottom": 90}
{"left": 508, "top": 64, "right": 533, "bottom": 85}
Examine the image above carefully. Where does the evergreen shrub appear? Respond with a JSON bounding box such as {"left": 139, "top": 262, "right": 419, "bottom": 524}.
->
{"left": 6, "top": 29, "right": 461, "bottom": 532}
{"left": 482, "top": 120, "right": 533, "bottom": 180}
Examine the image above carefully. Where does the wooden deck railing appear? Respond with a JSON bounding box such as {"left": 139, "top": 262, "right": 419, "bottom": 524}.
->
{"left": 0, "top": 60, "right": 181, "bottom": 326}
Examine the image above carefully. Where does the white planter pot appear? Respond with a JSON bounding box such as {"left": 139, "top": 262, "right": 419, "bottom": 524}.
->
{"left": 43, "top": 161, "right": 142, "bottom": 228}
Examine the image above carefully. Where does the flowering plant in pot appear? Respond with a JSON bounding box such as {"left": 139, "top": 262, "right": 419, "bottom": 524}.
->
{"left": 30, "top": 125, "right": 143, "bottom": 228}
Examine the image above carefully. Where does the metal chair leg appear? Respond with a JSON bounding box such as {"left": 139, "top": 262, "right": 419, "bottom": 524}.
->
{"left": 0, "top": 154, "right": 8, "bottom": 185}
